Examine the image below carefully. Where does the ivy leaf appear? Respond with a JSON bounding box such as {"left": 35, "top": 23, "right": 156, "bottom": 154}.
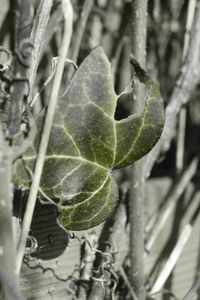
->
{"left": 13, "top": 47, "right": 164, "bottom": 231}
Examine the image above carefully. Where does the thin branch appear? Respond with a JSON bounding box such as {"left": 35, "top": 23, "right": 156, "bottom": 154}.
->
{"left": 111, "top": 36, "right": 129, "bottom": 81}
{"left": 39, "top": 4, "right": 63, "bottom": 59}
{"left": 28, "top": 0, "right": 53, "bottom": 101}
{"left": 8, "top": 0, "right": 33, "bottom": 135}
{"left": 150, "top": 203, "right": 200, "bottom": 295}
{"left": 11, "top": 115, "right": 36, "bottom": 160}
{"left": 182, "top": 0, "right": 197, "bottom": 60}
{"left": 118, "top": 265, "right": 139, "bottom": 300}
{"left": 30, "top": 57, "right": 77, "bottom": 108}
{"left": 144, "top": 0, "right": 200, "bottom": 178}
{"left": 88, "top": 195, "right": 128, "bottom": 299}
{"left": 182, "top": 277, "right": 200, "bottom": 300}
{"left": 62, "top": 0, "right": 94, "bottom": 96}
{"left": 129, "top": 0, "right": 147, "bottom": 299}
{"left": 176, "top": 108, "right": 186, "bottom": 173}
{"left": 145, "top": 157, "right": 198, "bottom": 255}
{"left": 71, "top": 0, "right": 95, "bottom": 64}
{"left": 149, "top": 288, "right": 179, "bottom": 300}
{"left": 16, "top": 0, "right": 73, "bottom": 275}
{"left": 176, "top": 0, "right": 196, "bottom": 174}
{"left": 0, "top": 121, "right": 19, "bottom": 299}
{"left": 77, "top": 232, "right": 98, "bottom": 300}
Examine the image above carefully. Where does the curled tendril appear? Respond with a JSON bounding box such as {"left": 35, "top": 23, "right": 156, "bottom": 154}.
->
{"left": 15, "top": 39, "right": 34, "bottom": 68}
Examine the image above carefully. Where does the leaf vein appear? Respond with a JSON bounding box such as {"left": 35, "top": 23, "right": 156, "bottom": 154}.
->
{"left": 115, "top": 92, "right": 152, "bottom": 166}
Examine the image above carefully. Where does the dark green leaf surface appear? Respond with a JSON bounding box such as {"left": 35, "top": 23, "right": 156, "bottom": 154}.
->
{"left": 13, "top": 47, "right": 164, "bottom": 230}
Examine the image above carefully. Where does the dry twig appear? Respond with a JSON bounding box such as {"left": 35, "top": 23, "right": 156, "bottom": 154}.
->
{"left": 144, "top": 0, "right": 200, "bottom": 178}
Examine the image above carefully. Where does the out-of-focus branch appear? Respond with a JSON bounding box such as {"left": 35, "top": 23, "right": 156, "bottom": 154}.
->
{"left": 0, "top": 121, "right": 19, "bottom": 299}
{"left": 176, "top": 0, "right": 196, "bottom": 174}
{"left": 39, "top": 4, "right": 63, "bottom": 59}
{"left": 88, "top": 196, "right": 127, "bottom": 300}
{"left": 62, "top": 0, "right": 94, "bottom": 96}
{"left": 144, "top": 0, "right": 200, "bottom": 178}
{"left": 145, "top": 157, "right": 198, "bottom": 255}
{"left": 118, "top": 265, "right": 139, "bottom": 300}
{"left": 8, "top": 0, "right": 33, "bottom": 135}
{"left": 0, "top": 263, "right": 24, "bottom": 300}
{"left": 182, "top": 276, "right": 200, "bottom": 300}
{"left": 150, "top": 202, "right": 200, "bottom": 295}
{"left": 70, "top": 0, "right": 94, "bottom": 64}
{"left": 28, "top": 0, "right": 53, "bottom": 101}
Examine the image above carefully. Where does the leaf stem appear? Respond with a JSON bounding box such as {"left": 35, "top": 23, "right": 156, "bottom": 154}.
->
{"left": 16, "top": 0, "right": 73, "bottom": 275}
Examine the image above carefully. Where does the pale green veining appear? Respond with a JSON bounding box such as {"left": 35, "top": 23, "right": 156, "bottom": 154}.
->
{"left": 13, "top": 47, "right": 164, "bottom": 230}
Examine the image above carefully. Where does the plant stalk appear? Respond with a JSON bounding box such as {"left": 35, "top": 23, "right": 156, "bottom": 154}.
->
{"left": 129, "top": 0, "right": 147, "bottom": 299}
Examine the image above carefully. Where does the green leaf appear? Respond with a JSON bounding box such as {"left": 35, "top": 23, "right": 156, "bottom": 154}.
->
{"left": 13, "top": 47, "right": 164, "bottom": 231}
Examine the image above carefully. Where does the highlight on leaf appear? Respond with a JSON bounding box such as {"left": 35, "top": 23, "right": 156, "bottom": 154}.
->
{"left": 13, "top": 46, "right": 164, "bottom": 231}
